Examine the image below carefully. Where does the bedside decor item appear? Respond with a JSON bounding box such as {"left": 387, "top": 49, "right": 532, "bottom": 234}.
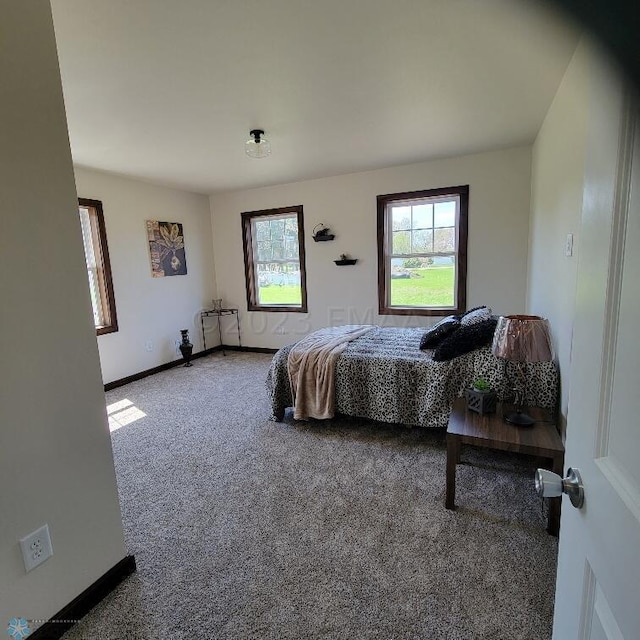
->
{"left": 146, "top": 220, "right": 187, "bottom": 277}
{"left": 334, "top": 253, "right": 357, "bottom": 266}
{"left": 211, "top": 298, "right": 223, "bottom": 311}
{"left": 245, "top": 129, "right": 271, "bottom": 158}
{"left": 179, "top": 329, "right": 193, "bottom": 367}
{"left": 312, "top": 223, "right": 335, "bottom": 242}
{"left": 492, "top": 315, "right": 553, "bottom": 426}
{"left": 466, "top": 378, "right": 497, "bottom": 414}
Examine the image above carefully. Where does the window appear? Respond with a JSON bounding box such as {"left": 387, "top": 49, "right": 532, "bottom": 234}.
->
{"left": 78, "top": 198, "right": 118, "bottom": 334}
{"left": 241, "top": 205, "right": 308, "bottom": 312}
{"left": 377, "top": 185, "right": 468, "bottom": 316}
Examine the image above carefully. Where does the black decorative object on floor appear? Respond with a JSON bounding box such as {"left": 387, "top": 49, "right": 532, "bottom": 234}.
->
{"left": 179, "top": 329, "right": 193, "bottom": 367}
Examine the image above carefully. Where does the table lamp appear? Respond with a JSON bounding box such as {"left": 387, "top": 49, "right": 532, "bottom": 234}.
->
{"left": 492, "top": 315, "right": 553, "bottom": 426}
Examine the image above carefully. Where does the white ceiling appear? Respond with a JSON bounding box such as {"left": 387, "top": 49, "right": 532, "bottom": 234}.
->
{"left": 50, "top": 0, "right": 579, "bottom": 195}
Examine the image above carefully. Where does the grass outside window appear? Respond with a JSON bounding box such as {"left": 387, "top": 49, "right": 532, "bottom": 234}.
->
{"left": 390, "top": 266, "right": 454, "bottom": 307}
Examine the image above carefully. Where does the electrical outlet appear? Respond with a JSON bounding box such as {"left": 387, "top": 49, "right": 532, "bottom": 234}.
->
{"left": 20, "top": 524, "right": 53, "bottom": 572}
{"left": 144, "top": 340, "right": 153, "bottom": 352}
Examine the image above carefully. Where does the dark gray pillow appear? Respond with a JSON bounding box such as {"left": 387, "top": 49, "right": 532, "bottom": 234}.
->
{"left": 419, "top": 315, "right": 461, "bottom": 350}
{"left": 432, "top": 316, "right": 498, "bottom": 361}
{"left": 461, "top": 305, "right": 488, "bottom": 317}
{"left": 460, "top": 306, "right": 492, "bottom": 326}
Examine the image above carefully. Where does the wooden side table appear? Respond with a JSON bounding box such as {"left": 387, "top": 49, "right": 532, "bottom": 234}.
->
{"left": 446, "top": 398, "right": 565, "bottom": 536}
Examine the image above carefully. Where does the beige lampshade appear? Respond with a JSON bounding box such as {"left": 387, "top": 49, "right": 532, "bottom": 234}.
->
{"left": 492, "top": 315, "right": 553, "bottom": 363}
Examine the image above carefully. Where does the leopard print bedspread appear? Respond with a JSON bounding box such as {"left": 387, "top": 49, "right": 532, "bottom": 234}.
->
{"left": 266, "top": 327, "right": 558, "bottom": 429}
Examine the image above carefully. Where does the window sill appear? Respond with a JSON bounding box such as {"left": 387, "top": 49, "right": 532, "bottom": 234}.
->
{"left": 247, "top": 305, "right": 308, "bottom": 313}
{"left": 378, "top": 306, "right": 462, "bottom": 317}
{"left": 97, "top": 324, "right": 119, "bottom": 335}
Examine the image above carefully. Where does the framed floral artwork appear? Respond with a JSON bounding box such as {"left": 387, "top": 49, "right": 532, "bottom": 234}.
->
{"left": 146, "top": 220, "right": 187, "bottom": 277}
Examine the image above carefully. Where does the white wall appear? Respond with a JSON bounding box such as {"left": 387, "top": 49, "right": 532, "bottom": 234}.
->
{"left": 0, "top": 0, "right": 127, "bottom": 623}
{"left": 210, "top": 146, "right": 533, "bottom": 349}
{"left": 527, "top": 40, "right": 590, "bottom": 431}
{"left": 74, "top": 168, "right": 217, "bottom": 384}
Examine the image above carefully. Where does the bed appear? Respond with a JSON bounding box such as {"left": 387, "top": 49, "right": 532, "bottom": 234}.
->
{"left": 266, "top": 326, "right": 558, "bottom": 429}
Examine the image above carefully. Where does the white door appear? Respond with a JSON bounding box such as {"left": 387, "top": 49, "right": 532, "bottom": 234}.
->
{"left": 551, "top": 60, "right": 640, "bottom": 637}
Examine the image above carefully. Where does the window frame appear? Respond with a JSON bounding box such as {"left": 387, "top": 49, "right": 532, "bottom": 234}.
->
{"left": 241, "top": 205, "right": 308, "bottom": 313}
{"left": 377, "top": 185, "right": 468, "bottom": 317}
{"left": 78, "top": 198, "right": 118, "bottom": 335}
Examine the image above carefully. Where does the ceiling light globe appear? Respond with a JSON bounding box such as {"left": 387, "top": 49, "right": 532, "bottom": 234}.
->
{"left": 245, "top": 136, "right": 271, "bottom": 159}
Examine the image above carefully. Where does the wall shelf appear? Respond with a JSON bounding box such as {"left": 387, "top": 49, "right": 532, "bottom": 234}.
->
{"left": 334, "top": 258, "right": 357, "bottom": 266}
{"left": 312, "top": 223, "right": 335, "bottom": 242}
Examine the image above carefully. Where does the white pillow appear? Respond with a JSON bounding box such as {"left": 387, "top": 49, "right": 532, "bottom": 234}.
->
{"left": 460, "top": 306, "right": 492, "bottom": 326}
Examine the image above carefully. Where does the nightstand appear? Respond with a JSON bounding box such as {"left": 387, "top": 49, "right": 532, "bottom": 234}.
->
{"left": 446, "top": 397, "right": 565, "bottom": 535}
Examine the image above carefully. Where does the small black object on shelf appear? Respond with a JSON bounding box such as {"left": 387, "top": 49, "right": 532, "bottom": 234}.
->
{"left": 179, "top": 329, "right": 193, "bottom": 367}
{"left": 334, "top": 253, "right": 357, "bottom": 266}
{"left": 312, "top": 223, "right": 335, "bottom": 242}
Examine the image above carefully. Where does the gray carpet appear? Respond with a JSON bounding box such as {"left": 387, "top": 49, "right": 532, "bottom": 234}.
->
{"left": 62, "top": 352, "right": 558, "bottom": 640}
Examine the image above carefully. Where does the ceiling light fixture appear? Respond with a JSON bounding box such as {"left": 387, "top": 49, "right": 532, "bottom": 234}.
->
{"left": 245, "top": 129, "right": 271, "bottom": 159}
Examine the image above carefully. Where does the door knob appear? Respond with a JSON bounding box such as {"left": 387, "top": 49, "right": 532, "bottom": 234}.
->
{"left": 534, "top": 467, "right": 584, "bottom": 508}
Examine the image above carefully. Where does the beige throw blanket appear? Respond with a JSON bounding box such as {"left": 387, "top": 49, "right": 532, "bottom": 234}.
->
{"left": 288, "top": 325, "right": 374, "bottom": 420}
